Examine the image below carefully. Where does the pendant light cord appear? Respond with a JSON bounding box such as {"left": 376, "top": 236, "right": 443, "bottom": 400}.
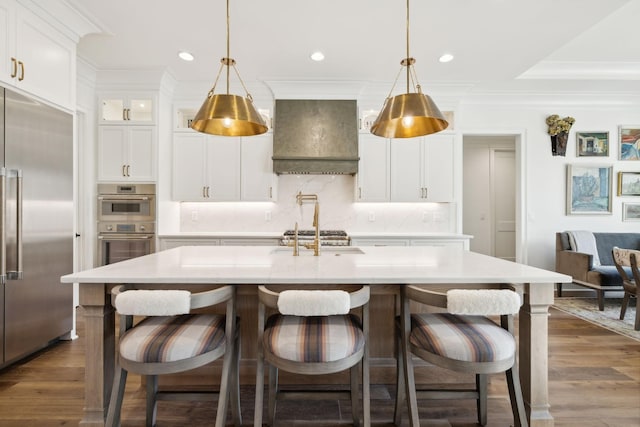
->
{"left": 406, "top": 0, "right": 410, "bottom": 94}
{"left": 226, "top": 0, "right": 230, "bottom": 95}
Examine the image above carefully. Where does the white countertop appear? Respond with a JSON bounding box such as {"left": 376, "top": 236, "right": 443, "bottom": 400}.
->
{"left": 158, "top": 232, "right": 472, "bottom": 239}
{"left": 62, "top": 245, "right": 569, "bottom": 285}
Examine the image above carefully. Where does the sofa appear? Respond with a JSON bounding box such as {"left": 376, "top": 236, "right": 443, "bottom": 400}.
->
{"left": 555, "top": 231, "right": 640, "bottom": 310}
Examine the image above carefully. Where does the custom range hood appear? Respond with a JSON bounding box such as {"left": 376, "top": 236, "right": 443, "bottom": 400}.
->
{"left": 273, "top": 99, "right": 359, "bottom": 175}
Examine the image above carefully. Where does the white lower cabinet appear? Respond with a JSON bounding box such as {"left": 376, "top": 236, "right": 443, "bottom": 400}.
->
{"left": 219, "top": 238, "right": 280, "bottom": 246}
{"left": 352, "top": 235, "right": 470, "bottom": 249}
{"left": 160, "top": 237, "right": 279, "bottom": 250}
{"left": 160, "top": 238, "right": 221, "bottom": 250}
{"left": 351, "top": 238, "right": 409, "bottom": 247}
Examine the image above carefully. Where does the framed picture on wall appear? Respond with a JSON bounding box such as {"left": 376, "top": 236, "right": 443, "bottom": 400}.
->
{"left": 576, "top": 131, "right": 609, "bottom": 157}
{"left": 622, "top": 203, "right": 640, "bottom": 221}
{"left": 617, "top": 171, "right": 640, "bottom": 196}
{"left": 619, "top": 126, "right": 640, "bottom": 160}
{"left": 566, "top": 164, "right": 613, "bottom": 215}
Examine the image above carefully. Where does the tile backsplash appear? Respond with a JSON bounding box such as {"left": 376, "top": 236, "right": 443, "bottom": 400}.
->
{"left": 180, "top": 175, "right": 454, "bottom": 233}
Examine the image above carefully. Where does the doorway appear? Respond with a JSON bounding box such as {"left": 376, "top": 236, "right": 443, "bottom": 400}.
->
{"left": 462, "top": 135, "right": 517, "bottom": 261}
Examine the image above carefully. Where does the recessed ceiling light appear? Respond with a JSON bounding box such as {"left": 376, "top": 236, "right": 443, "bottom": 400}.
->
{"left": 439, "top": 53, "right": 454, "bottom": 63}
{"left": 178, "top": 51, "right": 195, "bottom": 62}
{"left": 310, "top": 51, "right": 325, "bottom": 62}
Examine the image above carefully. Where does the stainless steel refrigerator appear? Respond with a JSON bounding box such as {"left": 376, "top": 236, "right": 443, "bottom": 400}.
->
{"left": 0, "top": 86, "right": 73, "bottom": 368}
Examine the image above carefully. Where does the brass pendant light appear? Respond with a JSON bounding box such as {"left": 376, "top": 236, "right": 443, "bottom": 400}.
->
{"left": 370, "top": 0, "right": 448, "bottom": 138}
{"left": 191, "top": 0, "right": 268, "bottom": 137}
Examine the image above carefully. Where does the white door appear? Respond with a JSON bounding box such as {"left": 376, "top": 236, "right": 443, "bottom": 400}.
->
{"left": 492, "top": 149, "right": 516, "bottom": 261}
{"left": 463, "top": 136, "right": 516, "bottom": 260}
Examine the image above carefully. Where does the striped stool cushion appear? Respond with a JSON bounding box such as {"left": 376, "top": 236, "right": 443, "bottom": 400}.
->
{"left": 410, "top": 313, "right": 515, "bottom": 363}
{"left": 119, "top": 314, "right": 226, "bottom": 363}
{"left": 264, "top": 314, "right": 364, "bottom": 363}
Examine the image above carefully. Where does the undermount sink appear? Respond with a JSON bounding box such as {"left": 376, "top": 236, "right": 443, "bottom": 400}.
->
{"left": 271, "top": 246, "right": 365, "bottom": 256}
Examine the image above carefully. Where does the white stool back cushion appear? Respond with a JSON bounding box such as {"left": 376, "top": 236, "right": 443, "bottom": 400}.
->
{"left": 447, "top": 289, "right": 521, "bottom": 316}
{"left": 278, "top": 290, "right": 350, "bottom": 316}
{"left": 115, "top": 290, "right": 191, "bottom": 316}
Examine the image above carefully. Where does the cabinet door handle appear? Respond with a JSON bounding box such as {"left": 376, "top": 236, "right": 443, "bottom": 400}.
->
{"left": 126, "top": 109, "right": 131, "bottom": 120}
{"left": 18, "top": 61, "right": 24, "bottom": 81}
{"left": 206, "top": 186, "right": 210, "bottom": 198}
{"left": 423, "top": 187, "right": 428, "bottom": 199}
{"left": 202, "top": 186, "right": 206, "bottom": 198}
{"left": 269, "top": 186, "right": 272, "bottom": 199}
{"left": 358, "top": 187, "right": 362, "bottom": 199}
{"left": 122, "top": 109, "right": 127, "bottom": 120}
{"left": 10, "top": 57, "right": 17, "bottom": 78}
{"left": 122, "top": 165, "right": 126, "bottom": 177}
{"left": 126, "top": 165, "right": 131, "bottom": 177}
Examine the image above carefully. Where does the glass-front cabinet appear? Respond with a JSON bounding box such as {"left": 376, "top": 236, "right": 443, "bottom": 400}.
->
{"left": 99, "top": 93, "right": 155, "bottom": 123}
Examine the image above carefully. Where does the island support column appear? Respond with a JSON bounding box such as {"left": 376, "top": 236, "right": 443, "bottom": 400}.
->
{"left": 79, "top": 283, "right": 115, "bottom": 427}
{"left": 520, "top": 282, "right": 555, "bottom": 427}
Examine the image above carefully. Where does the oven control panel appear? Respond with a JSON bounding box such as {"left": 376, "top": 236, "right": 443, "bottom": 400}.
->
{"left": 98, "top": 222, "right": 155, "bottom": 234}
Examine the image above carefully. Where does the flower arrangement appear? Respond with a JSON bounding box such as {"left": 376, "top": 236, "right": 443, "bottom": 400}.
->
{"left": 546, "top": 115, "right": 575, "bottom": 136}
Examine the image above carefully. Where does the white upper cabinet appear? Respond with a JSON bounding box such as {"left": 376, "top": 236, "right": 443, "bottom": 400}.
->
{"left": 99, "top": 93, "right": 155, "bottom": 124}
{"left": 0, "top": 0, "right": 75, "bottom": 110}
{"left": 241, "top": 134, "right": 276, "bottom": 201}
{"left": 173, "top": 133, "right": 241, "bottom": 201}
{"left": 390, "top": 134, "right": 454, "bottom": 202}
{"left": 173, "top": 132, "right": 275, "bottom": 202}
{"left": 98, "top": 126, "right": 156, "bottom": 182}
{"left": 356, "top": 134, "right": 390, "bottom": 202}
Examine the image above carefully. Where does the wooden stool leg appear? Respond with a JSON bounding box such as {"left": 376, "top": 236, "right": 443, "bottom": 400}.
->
{"left": 268, "top": 364, "right": 278, "bottom": 426}
{"left": 254, "top": 347, "right": 265, "bottom": 427}
{"left": 230, "top": 335, "right": 242, "bottom": 427}
{"left": 215, "top": 337, "right": 233, "bottom": 427}
{"left": 146, "top": 375, "right": 158, "bottom": 427}
{"left": 476, "top": 374, "right": 488, "bottom": 426}
{"left": 506, "top": 367, "right": 528, "bottom": 427}
{"left": 350, "top": 365, "right": 361, "bottom": 427}
{"left": 362, "top": 346, "right": 371, "bottom": 427}
{"left": 105, "top": 364, "right": 127, "bottom": 427}
{"left": 393, "top": 334, "right": 405, "bottom": 426}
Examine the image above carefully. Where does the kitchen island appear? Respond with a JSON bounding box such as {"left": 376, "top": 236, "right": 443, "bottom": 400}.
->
{"left": 61, "top": 245, "right": 570, "bottom": 427}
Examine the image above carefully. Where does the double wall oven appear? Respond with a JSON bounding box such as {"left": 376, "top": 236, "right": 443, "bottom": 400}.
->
{"left": 97, "top": 184, "right": 156, "bottom": 266}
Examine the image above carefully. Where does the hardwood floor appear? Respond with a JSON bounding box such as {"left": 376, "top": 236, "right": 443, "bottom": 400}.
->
{"left": 0, "top": 307, "right": 638, "bottom": 426}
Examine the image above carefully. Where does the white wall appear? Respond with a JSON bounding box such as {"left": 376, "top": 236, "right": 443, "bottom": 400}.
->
{"left": 458, "top": 96, "right": 640, "bottom": 270}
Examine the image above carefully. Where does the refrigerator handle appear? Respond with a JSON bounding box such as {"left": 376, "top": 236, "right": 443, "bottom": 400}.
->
{"left": 5, "top": 170, "right": 22, "bottom": 280}
{"left": 0, "top": 168, "right": 5, "bottom": 284}
{"left": 15, "top": 171, "right": 23, "bottom": 279}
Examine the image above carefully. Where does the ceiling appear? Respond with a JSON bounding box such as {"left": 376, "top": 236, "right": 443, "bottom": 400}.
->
{"left": 67, "top": 0, "right": 640, "bottom": 96}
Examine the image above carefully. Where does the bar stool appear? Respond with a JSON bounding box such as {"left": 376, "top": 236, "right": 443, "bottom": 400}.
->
{"left": 106, "top": 285, "right": 241, "bottom": 427}
{"left": 254, "top": 285, "right": 370, "bottom": 427}
{"left": 394, "top": 286, "right": 528, "bottom": 427}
